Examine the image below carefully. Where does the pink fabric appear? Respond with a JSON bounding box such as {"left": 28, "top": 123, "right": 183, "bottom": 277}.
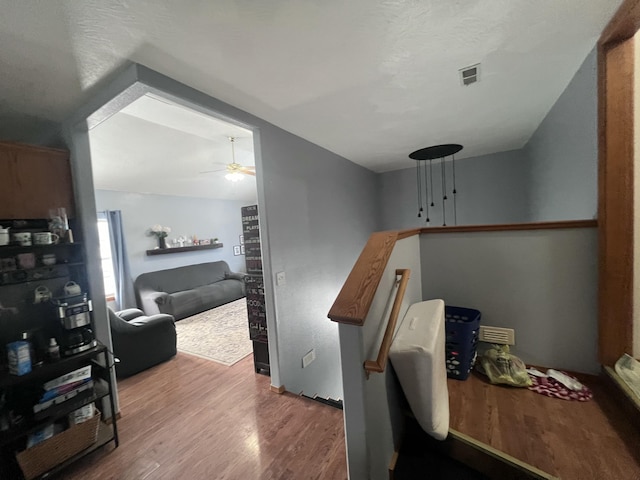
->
{"left": 528, "top": 372, "right": 593, "bottom": 401}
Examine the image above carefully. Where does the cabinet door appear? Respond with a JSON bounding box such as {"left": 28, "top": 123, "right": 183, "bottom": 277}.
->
{"left": 0, "top": 142, "right": 75, "bottom": 219}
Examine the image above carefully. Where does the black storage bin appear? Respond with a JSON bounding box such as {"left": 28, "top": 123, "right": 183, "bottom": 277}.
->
{"left": 445, "top": 305, "right": 481, "bottom": 380}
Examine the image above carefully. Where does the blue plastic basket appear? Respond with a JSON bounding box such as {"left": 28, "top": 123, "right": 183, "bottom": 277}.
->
{"left": 445, "top": 305, "right": 481, "bottom": 380}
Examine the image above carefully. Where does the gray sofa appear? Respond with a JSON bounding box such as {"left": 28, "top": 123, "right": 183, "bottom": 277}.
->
{"left": 134, "top": 261, "right": 246, "bottom": 320}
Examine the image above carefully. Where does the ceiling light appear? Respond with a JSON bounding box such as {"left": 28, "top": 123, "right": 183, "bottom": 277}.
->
{"left": 409, "top": 144, "right": 463, "bottom": 226}
{"left": 225, "top": 171, "right": 244, "bottom": 182}
{"left": 200, "top": 136, "right": 256, "bottom": 179}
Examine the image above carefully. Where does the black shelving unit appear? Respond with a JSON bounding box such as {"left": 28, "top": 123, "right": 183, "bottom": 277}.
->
{"left": 0, "top": 240, "right": 87, "bottom": 354}
{"left": 0, "top": 242, "right": 84, "bottom": 285}
{"left": 0, "top": 242, "right": 83, "bottom": 253}
{"left": 0, "top": 343, "right": 118, "bottom": 479}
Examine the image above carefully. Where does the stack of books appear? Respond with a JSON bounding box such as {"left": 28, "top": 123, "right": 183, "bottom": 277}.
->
{"left": 33, "top": 366, "right": 93, "bottom": 414}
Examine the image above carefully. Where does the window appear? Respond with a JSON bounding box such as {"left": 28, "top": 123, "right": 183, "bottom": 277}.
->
{"left": 97, "top": 218, "right": 117, "bottom": 300}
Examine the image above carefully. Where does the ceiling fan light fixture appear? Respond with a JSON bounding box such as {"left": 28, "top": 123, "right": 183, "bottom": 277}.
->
{"left": 225, "top": 171, "right": 244, "bottom": 182}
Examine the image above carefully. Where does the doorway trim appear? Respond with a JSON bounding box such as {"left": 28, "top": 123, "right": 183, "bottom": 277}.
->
{"left": 63, "top": 63, "right": 281, "bottom": 387}
{"left": 598, "top": 0, "right": 640, "bottom": 365}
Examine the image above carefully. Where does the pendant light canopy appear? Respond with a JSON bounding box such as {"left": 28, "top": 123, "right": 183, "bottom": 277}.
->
{"left": 409, "top": 144, "right": 463, "bottom": 161}
{"left": 409, "top": 144, "right": 463, "bottom": 226}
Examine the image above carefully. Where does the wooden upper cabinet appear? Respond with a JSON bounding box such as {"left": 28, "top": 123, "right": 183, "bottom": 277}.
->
{"left": 0, "top": 142, "right": 75, "bottom": 219}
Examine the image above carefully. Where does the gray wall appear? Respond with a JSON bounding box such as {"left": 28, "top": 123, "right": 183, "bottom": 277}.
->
{"left": 258, "top": 128, "right": 379, "bottom": 398}
{"left": 525, "top": 48, "right": 598, "bottom": 222}
{"left": 66, "top": 64, "right": 379, "bottom": 400}
{"left": 420, "top": 227, "right": 599, "bottom": 374}
{"left": 338, "top": 227, "right": 598, "bottom": 479}
{"left": 379, "top": 48, "right": 599, "bottom": 229}
{"left": 379, "top": 150, "right": 530, "bottom": 230}
{"left": 94, "top": 190, "right": 249, "bottom": 278}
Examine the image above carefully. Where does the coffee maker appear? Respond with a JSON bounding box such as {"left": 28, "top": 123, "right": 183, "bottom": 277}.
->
{"left": 52, "top": 293, "right": 96, "bottom": 356}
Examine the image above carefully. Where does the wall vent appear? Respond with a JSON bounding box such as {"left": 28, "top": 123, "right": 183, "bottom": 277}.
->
{"left": 479, "top": 326, "right": 515, "bottom": 345}
{"left": 460, "top": 64, "right": 480, "bottom": 86}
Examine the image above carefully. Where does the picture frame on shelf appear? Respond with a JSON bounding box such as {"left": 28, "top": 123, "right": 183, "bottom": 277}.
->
{"left": 233, "top": 245, "right": 241, "bottom": 256}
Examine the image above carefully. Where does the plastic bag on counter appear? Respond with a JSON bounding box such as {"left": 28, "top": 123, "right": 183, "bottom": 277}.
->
{"left": 479, "top": 344, "right": 532, "bottom": 387}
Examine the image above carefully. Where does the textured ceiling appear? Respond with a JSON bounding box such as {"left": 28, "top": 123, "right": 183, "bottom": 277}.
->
{"left": 89, "top": 95, "right": 257, "bottom": 201}
{"left": 0, "top": 0, "right": 622, "bottom": 172}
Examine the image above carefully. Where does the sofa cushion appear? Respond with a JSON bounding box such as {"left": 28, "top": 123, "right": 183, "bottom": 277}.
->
{"left": 167, "top": 290, "right": 203, "bottom": 319}
{"left": 194, "top": 283, "right": 227, "bottom": 307}
{"left": 194, "top": 279, "right": 245, "bottom": 310}
{"left": 217, "top": 279, "right": 245, "bottom": 303}
{"left": 225, "top": 271, "right": 247, "bottom": 282}
{"left": 136, "top": 261, "right": 231, "bottom": 295}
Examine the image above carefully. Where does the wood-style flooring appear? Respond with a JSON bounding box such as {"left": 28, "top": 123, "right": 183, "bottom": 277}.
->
{"left": 448, "top": 371, "right": 640, "bottom": 480}
{"left": 60, "top": 353, "right": 347, "bottom": 480}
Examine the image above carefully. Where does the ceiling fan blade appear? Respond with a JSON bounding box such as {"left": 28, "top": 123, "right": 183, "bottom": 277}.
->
{"left": 199, "top": 168, "right": 226, "bottom": 174}
{"left": 239, "top": 167, "right": 256, "bottom": 176}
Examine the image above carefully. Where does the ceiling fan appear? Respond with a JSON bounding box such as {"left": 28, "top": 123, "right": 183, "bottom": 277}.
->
{"left": 200, "top": 136, "right": 256, "bottom": 182}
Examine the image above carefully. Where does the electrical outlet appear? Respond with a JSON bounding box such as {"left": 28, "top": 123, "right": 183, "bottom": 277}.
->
{"left": 276, "top": 271, "right": 286, "bottom": 286}
{"left": 302, "top": 349, "right": 316, "bottom": 368}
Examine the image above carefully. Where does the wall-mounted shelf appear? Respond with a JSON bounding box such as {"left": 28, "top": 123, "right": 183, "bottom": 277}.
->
{"left": 146, "top": 243, "right": 223, "bottom": 256}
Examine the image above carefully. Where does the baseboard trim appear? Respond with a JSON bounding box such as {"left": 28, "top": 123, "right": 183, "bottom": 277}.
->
{"left": 300, "top": 393, "right": 344, "bottom": 409}
{"left": 104, "top": 411, "right": 122, "bottom": 425}
{"left": 270, "top": 384, "right": 285, "bottom": 394}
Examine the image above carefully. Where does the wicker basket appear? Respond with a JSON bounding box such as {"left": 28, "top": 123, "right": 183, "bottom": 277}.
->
{"left": 16, "top": 410, "right": 101, "bottom": 480}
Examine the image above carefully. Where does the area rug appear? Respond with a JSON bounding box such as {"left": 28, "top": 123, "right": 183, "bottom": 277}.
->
{"left": 175, "top": 299, "right": 253, "bottom": 366}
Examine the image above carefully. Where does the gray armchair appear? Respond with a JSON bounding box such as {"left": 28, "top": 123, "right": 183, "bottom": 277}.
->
{"left": 108, "top": 308, "right": 177, "bottom": 378}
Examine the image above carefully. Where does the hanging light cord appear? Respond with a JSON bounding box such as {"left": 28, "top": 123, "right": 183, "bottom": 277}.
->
{"left": 423, "top": 159, "right": 430, "bottom": 223}
{"left": 416, "top": 160, "right": 423, "bottom": 217}
{"left": 441, "top": 157, "right": 447, "bottom": 226}
{"left": 452, "top": 154, "right": 458, "bottom": 225}
{"left": 441, "top": 157, "right": 448, "bottom": 201}
{"left": 429, "top": 159, "right": 435, "bottom": 207}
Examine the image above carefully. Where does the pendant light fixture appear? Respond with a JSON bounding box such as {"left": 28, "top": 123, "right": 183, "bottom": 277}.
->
{"left": 409, "top": 144, "right": 463, "bottom": 226}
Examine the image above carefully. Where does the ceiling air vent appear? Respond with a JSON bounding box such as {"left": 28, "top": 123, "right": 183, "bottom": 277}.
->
{"left": 460, "top": 64, "right": 480, "bottom": 86}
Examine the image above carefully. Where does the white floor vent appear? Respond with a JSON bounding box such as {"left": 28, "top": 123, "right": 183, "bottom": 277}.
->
{"left": 479, "top": 326, "right": 515, "bottom": 345}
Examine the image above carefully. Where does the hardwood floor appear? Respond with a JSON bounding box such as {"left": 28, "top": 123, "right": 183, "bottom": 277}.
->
{"left": 60, "top": 353, "right": 347, "bottom": 480}
{"left": 448, "top": 371, "right": 640, "bottom": 480}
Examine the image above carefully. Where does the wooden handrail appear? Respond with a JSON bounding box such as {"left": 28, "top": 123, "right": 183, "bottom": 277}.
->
{"left": 363, "top": 268, "right": 411, "bottom": 378}
{"left": 328, "top": 231, "right": 400, "bottom": 325}
{"left": 328, "top": 221, "right": 597, "bottom": 326}
{"left": 600, "top": 0, "right": 640, "bottom": 45}
{"left": 419, "top": 220, "right": 597, "bottom": 234}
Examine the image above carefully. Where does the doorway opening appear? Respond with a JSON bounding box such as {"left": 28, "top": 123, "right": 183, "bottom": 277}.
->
{"left": 64, "top": 67, "right": 280, "bottom": 404}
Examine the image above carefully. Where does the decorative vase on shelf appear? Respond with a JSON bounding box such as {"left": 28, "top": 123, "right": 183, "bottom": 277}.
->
{"left": 159, "top": 236, "right": 167, "bottom": 249}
